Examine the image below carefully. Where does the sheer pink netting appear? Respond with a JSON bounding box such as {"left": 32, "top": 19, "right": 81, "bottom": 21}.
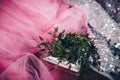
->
{"left": 0, "top": 0, "right": 87, "bottom": 80}
{"left": 0, "top": 53, "right": 53, "bottom": 80}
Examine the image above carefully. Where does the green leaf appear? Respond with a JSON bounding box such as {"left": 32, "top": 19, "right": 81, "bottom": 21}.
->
{"left": 58, "top": 33, "right": 63, "bottom": 39}
{"left": 37, "top": 44, "right": 41, "bottom": 48}
{"left": 49, "top": 64, "right": 59, "bottom": 71}
{"left": 48, "top": 31, "right": 52, "bottom": 35}
{"left": 62, "top": 29, "right": 65, "bottom": 33}
{"left": 52, "top": 34, "right": 57, "bottom": 38}
{"left": 80, "top": 32, "right": 85, "bottom": 37}
{"left": 68, "top": 64, "right": 71, "bottom": 70}
{"left": 40, "top": 42, "right": 48, "bottom": 46}
{"left": 39, "top": 36, "right": 43, "bottom": 41}
{"left": 49, "top": 61, "right": 61, "bottom": 71}
{"left": 54, "top": 27, "right": 58, "bottom": 33}
{"left": 40, "top": 49, "right": 46, "bottom": 51}
{"left": 34, "top": 53, "right": 42, "bottom": 58}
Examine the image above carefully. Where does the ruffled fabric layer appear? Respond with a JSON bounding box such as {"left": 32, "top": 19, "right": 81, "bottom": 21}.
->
{"left": 0, "top": 53, "right": 53, "bottom": 80}
{"left": 0, "top": 0, "right": 87, "bottom": 80}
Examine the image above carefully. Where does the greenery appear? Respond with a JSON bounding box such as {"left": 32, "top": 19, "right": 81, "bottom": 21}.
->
{"left": 37, "top": 27, "right": 99, "bottom": 80}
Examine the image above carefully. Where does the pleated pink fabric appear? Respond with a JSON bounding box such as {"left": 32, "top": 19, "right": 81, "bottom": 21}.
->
{"left": 0, "top": 0, "right": 87, "bottom": 80}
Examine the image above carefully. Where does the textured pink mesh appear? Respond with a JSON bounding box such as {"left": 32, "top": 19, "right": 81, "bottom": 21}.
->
{"left": 0, "top": 0, "right": 87, "bottom": 80}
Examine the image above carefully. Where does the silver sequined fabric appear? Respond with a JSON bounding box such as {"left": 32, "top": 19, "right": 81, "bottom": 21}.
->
{"left": 66, "top": 0, "right": 120, "bottom": 79}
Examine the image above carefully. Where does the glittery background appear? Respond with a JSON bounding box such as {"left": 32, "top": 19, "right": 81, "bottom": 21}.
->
{"left": 96, "top": 0, "right": 120, "bottom": 23}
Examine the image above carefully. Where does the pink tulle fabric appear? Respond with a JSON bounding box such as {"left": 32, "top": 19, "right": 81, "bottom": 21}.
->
{"left": 0, "top": 53, "right": 53, "bottom": 80}
{"left": 0, "top": 0, "right": 87, "bottom": 80}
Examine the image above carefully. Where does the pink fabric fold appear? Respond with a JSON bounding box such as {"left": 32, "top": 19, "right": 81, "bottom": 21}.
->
{"left": 0, "top": 53, "right": 53, "bottom": 80}
{"left": 0, "top": 0, "right": 87, "bottom": 80}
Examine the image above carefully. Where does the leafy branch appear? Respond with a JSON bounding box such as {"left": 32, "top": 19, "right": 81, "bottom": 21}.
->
{"left": 37, "top": 27, "right": 99, "bottom": 80}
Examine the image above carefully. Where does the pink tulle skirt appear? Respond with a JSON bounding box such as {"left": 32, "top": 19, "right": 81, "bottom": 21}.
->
{"left": 0, "top": 0, "right": 87, "bottom": 80}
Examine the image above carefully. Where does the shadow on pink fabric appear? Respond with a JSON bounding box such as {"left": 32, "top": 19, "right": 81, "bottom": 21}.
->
{"left": 0, "top": 0, "right": 87, "bottom": 80}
